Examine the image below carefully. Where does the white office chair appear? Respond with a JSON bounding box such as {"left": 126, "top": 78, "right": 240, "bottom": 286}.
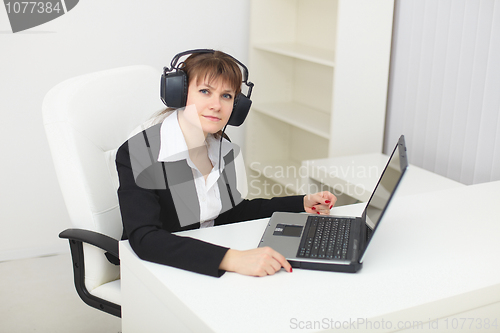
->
{"left": 42, "top": 65, "right": 165, "bottom": 317}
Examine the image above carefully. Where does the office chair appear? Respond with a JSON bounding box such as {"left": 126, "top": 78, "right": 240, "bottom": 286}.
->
{"left": 42, "top": 65, "right": 164, "bottom": 317}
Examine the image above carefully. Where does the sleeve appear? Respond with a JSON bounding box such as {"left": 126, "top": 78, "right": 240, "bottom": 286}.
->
{"left": 116, "top": 141, "right": 229, "bottom": 277}
{"left": 215, "top": 195, "right": 305, "bottom": 226}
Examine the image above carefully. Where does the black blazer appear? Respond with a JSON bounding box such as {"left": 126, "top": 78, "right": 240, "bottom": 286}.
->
{"left": 116, "top": 124, "right": 304, "bottom": 277}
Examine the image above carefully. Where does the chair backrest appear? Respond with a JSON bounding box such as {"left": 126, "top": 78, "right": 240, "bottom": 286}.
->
{"left": 43, "top": 65, "right": 165, "bottom": 291}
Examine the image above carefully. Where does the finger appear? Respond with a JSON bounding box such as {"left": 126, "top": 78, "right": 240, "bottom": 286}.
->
{"left": 305, "top": 192, "right": 336, "bottom": 212}
{"left": 314, "top": 202, "right": 329, "bottom": 211}
{"left": 259, "top": 247, "right": 281, "bottom": 273}
{"left": 316, "top": 201, "right": 333, "bottom": 214}
{"left": 322, "top": 193, "right": 332, "bottom": 205}
{"left": 266, "top": 263, "right": 284, "bottom": 275}
{"left": 318, "top": 207, "right": 331, "bottom": 215}
{"left": 305, "top": 201, "right": 322, "bottom": 213}
{"left": 307, "top": 204, "right": 327, "bottom": 215}
{"left": 320, "top": 192, "right": 334, "bottom": 205}
{"left": 260, "top": 257, "right": 280, "bottom": 276}
{"left": 315, "top": 192, "right": 336, "bottom": 208}
{"left": 324, "top": 191, "right": 337, "bottom": 206}
{"left": 256, "top": 268, "right": 268, "bottom": 277}
{"left": 271, "top": 250, "right": 292, "bottom": 273}
{"left": 305, "top": 206, "right": 318, "bottom": 214}
{"left": 269, "top": 258, "right": 281, "bottom": 273}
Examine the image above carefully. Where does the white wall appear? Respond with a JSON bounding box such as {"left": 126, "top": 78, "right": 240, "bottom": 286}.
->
{"left": 0, "top": 0, "right": 250, "bottom": 261}
{"left": 385, "top": 0, "right": 500, "bottom": 185}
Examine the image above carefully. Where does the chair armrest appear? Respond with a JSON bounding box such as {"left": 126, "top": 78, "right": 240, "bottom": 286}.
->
{"left": 59, "top": 228, "right": 119, "bottom": 259}
{"left": 59, "top": 228, "right": 121, "bottom": 317}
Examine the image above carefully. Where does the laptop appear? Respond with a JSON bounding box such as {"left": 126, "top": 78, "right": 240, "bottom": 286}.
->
{"left": 257, "top": 135, "right": 408, "bottom": 273}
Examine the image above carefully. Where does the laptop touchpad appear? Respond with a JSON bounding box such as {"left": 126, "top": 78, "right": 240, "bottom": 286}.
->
{"left": 273, "top": 224, "right": 303, "bottom": 237}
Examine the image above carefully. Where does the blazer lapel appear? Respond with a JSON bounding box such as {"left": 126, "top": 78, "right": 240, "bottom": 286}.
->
{"left": 218, "top": 150, "right": 243, "bottom": 213}
{"left": 163, "top": 160, "right": 200, "bottom": 227}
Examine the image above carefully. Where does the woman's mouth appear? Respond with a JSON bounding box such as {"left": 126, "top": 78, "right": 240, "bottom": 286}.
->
{"left": 203, "top": 115, "right": 220, "bottom": 122}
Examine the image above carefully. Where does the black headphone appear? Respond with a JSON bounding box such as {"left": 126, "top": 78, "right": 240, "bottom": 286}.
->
{"left": 160, "top": 49, "right": 254, "bottom": 127}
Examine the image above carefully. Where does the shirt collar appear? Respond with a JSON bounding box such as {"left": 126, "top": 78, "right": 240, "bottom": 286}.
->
{"left": 206, "top": 131, "right": 233, "bottom": 171}
{"left": 157, "top": 109, "right": 233, "bottom": 166}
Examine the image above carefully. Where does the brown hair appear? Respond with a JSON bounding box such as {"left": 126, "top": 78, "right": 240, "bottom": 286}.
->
{"left": 180, "top": 50, "right": 242, "bottom": 96}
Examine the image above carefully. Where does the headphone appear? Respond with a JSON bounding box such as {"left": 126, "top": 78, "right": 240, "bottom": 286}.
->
{"left": 160, "top": 49, "right": 254, "bottom": 127}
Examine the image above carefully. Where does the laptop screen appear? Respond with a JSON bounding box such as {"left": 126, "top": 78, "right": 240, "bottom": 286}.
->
{"left": 362, "top": 136, "right": 408, "bottom": 254}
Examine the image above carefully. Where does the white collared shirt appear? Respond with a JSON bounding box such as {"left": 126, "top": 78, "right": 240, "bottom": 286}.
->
{"left": 157, "top": 110, "right": 233, "bottom": 228}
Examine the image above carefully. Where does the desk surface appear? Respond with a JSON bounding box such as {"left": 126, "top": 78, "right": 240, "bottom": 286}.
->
{"left": 303, "top": 153, "right": 465, "bottom": 202}
{"left": 120, "top": 181, "right": 500, "bottom": 333}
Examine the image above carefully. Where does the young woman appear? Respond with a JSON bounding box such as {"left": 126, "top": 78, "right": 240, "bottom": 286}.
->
{"left": 116, "top": 50, "right": 336, "bottom": 277}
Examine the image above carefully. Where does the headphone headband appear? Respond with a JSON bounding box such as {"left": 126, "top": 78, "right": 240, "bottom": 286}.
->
{"left": 163, "top": 49, "right": 254, "bottom": 98}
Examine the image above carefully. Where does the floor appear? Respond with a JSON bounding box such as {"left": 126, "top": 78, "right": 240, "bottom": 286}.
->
{"left": 0, "top": 253, "right": 122, "bottom": 333}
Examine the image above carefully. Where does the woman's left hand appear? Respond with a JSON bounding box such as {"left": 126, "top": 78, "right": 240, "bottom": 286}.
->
{"left": 303, "top": 191, "right": 337, "bottom": 215}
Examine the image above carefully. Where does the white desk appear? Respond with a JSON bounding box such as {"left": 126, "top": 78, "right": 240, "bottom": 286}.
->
{"left": 120, "top": 181, "right": 500, "bottom": 333}
{"left": 302, "top": 153, "right": 464, "bottom": 202}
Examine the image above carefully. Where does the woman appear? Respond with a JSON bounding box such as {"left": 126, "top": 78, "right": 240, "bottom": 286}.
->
{"left": 116, "top": 50, "right": 336, "bottom": 277}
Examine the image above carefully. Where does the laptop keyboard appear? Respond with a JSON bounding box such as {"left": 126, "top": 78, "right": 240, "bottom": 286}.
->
{"left": 297, "top": 216, "right": 352, "bottom": 260}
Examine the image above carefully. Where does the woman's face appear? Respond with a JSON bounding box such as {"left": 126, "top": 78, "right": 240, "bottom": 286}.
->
{"left": 185, "top": 76, "right": 236, "bottom": 136}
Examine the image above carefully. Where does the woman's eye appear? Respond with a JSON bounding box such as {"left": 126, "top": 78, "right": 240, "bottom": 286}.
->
{"left": 200, "top": 89, "right": 209, "bottom": 94}
{"left": 223, "top": 93, "right": 233, "bottom": 99}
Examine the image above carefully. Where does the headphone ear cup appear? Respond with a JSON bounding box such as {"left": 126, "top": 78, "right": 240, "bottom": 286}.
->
{"left": 160, "top": 71, "right": 188, "bottom": 108}
{"left": 228, "top": 93, "right": 252, "bottom": 127}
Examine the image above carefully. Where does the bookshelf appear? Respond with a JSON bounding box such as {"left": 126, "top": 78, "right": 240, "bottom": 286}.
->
{"left": 245, "top": 0, "right": 395, "bottom": 198}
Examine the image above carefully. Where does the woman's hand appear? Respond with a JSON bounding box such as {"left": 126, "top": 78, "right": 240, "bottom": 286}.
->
{"left": 303, "top": 191, "right": 337, "bottom": 215}
{"left": 219, "top": 247, "right": 293, "bottom": 277}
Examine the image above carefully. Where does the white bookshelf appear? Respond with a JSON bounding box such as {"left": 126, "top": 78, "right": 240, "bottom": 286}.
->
{"left": 253, "top": 43, "right": 336, "bottom": 67}
{"left": 245, "top": 0, "right": 395, "bottom": 198}
{"left": 252, "top": 102, "right": 330, "bottom": 139}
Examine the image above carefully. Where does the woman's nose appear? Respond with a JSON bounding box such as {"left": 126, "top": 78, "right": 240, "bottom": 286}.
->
{"left": 209, "top": 95, "right": 221, "bottom": 110}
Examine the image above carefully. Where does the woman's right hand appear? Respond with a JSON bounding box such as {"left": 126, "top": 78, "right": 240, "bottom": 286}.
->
{"left": 219, "top": 247, "right": 293, "bottom": 277}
